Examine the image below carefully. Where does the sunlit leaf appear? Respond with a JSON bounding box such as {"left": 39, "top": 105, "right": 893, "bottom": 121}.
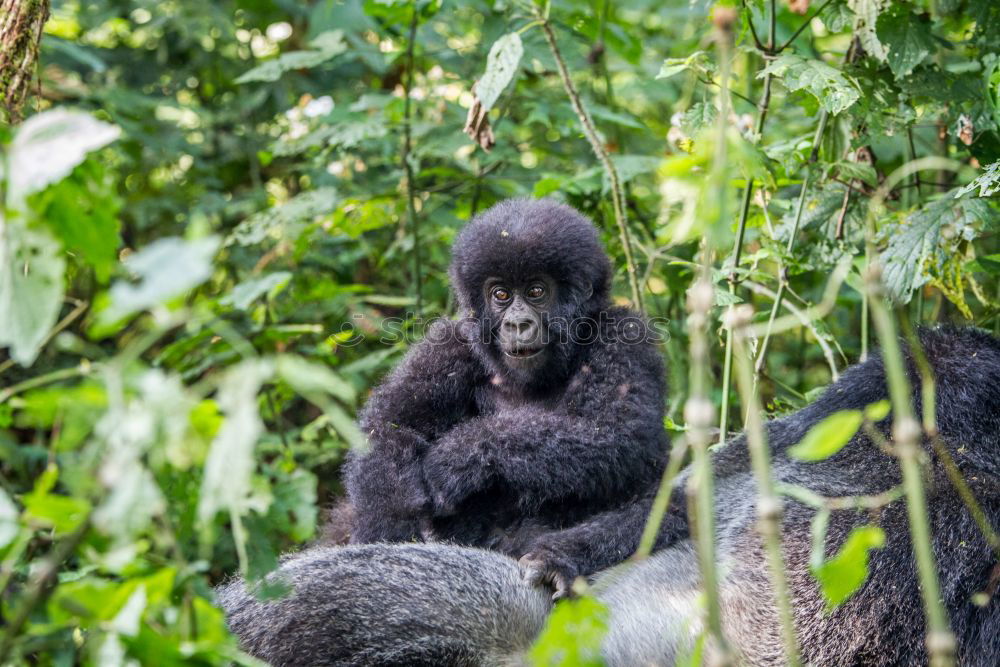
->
{"left": 955, "top": 160, "right": 1000, "bottom": 198}
{"left": 529, "top": 595, "right": 609, "bottom": 667}
{"left": 221, "top": 272, "right": 292, "bottom": 310}
{"left": 197, "top": 360, "right": 273, "bottom": 525}
{"left": 473, "top": 32, "right": 523, "bottom": 111}
{"left": 848, "top": 0, "right": 888, "bottom": 63}
{"left": 7, "top": 109, "right": 120, "bottom": 202}
{"left": 0, "top": 225, "right": 65, "bottom": 365}
{"left": 656, "top": 51, "right": 709, "bottom": 80}
{"left": 759, "top": 54, "right": 860, "bottom": 115}
{"left": 864, "top": 400, "right": 891, "bottom": 422}
{"left": 788, "top": 409, "right": 864, "bottom": 461}
{"left": 22, "top": 465, "right": 91, "bottom": 535}
{"left": 276, "top": 355, "right": 355, "bottom": 403}
{"left": 0, "top": 488, "right": 19, "bottom": 549}
{"left": 880, "top": 192, "right": 998, "bottom": 306}
{"left": 812, "top": 525, "right": 886, "bottom": 608}
{"left": 102, "top": 236, "right": 220, "bottom": 323}
{"left": 235, "top": 30, "right": 348, "bottom": 83}
{"left": 876, "top": 4, "right": 934, "bottom": 79}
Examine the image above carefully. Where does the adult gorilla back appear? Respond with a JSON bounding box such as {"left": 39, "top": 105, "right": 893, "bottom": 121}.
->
{"left": 218, "top": 327, "right": 1000, "bottom": 666}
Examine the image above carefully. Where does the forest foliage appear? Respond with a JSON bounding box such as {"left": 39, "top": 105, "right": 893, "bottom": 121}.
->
{"left": 1, "top": 0, "right": 999, "bottom": 663}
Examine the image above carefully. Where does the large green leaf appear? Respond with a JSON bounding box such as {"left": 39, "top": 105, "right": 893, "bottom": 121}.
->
{"left": 876, "top": 5, "right": 935, "bottom": 79}
{"left": 28, "top": 158, "right": 122, "bottom": 282}
{"left": 880, "top": 193, "right": 998, "bottom": 305}
{"left": 759, "top": 54, "right": 860, "bottom": 115}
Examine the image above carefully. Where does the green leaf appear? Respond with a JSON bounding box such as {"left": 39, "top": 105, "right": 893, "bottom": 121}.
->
{"left": 864, "top": 400, "right": 891, "bottom": 422}
{"left": 473, "top": 32, "right": 523, "bottom": 111}
{"left": 955, "top": 159, "right": 1000, "bottom": 198}
{"left": 788, "top": 409, "right": 864, "bottom": 461}
{"left": 880, "top": 193, "right": 998, "bottom": 305}
{"left": 7, "top": 109, "right": 120, "bottom": 202}
{"left": 876, "top": 5, "right": 935, "bottom": 79}
{"left": 235, "top": 30, "right": 348, "bottom": 83}
{"left": 655, "top": 51, "right": 709, "bottom": 80}
{"left": 759, "top": 54, "right": 860, "bottom": 115}
{"left": 227, "top": 187, "right": 338, "bottom": 246}
{"left": 221, "top": 272, "right": 292, "bottom": 310}
{"left": 678, "top": 102, "right": 717, "bottom": 135}
{"left": 276, "top": 355, "right": 356, "bottom": 404}
{"left": 848, "top": 0, "right": 888, "bottom": 63}
{"left": 0, "top": 225, "right": 65, "bottom": 366}
{"left": 102, "top": 236, "right": 221, "bottom": 323}
{"left": 832, "top": 160, "right": 878, "bottom": 187}
{"left": 812, "top": 525, "right": 886, "bottom": 608}
{"left": 28, "top": 158, "right": 122, "bottom": 282}
{"left": 22, "top": 465, "right": 91, "bottom": 535}
{"left": 0, "top": 488, "right": 19, "bottom": 549}
{"left": 529, "top": 595, "right": 609, "bottom": 667}
{"left": 197, "top": 360, "right": 272, "bottom": 525}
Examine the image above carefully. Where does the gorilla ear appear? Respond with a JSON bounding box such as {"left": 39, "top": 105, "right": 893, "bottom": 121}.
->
{"left": 583, "top": 284, "right": 593, "bottom": 301}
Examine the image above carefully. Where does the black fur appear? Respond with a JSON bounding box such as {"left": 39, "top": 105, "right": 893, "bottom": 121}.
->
{"left": 219, "top": 326, "right": 1000, "bottom": 665}
{"left": 522, "top": 325, "right": 1000, "bottom": 664}
{"left": 342, "top": 198, "right": 668, "bottom": 556}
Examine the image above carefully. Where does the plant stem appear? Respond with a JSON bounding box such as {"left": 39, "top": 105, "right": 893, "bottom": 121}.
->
{"left": 862, "top": 157, "right": 964, "bottom": 665}
{"left": 0, "top": 363, "right": 94, "bottom": 404}
{"left": 685, "top": 267, "right": 730, "bottom": 662}
{"left": 898, "top": 319, "right": 1000, "bottom": 558}
{"left": 865, "top": 274, "right": 955, "bottom": 666}
{"left": 718, "top": 0, "right": 775, "bottom": 442}
{"left": 754, "top": 111, "right": 829, "bottom": 377}
{"left": 402, "top": 3, "right": 422, "bottom": 315}
{"left": 681, "top": 13, "right": 739, "bottom": 663}
{"left": 634, "top": 436, "right": 689, "bottom": 559}
{"left": 0, "top": 513, "right": 91, "bottom": 661}
{"left": 729, "top": 307, "right": 801, "bottom": 666}
{"left": 540, "top": 19, "right": 643, "bottom": 312}
{"left": 0, "top": 298, "right": 88, "bottom": 377}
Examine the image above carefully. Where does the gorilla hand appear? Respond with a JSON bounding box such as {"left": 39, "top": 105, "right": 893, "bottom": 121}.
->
{"left": 421, "top": 434, "right": 494, "bottom": 516}
{"left": 518, "top": 543, "right": 581, "bottom": 601}
{"left": 348, "top": 426, "right": 433, "bottom": 519}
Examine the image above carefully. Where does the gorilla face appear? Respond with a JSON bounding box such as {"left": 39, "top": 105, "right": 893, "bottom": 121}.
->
{"left": 449, "top": 198, "right": 612, "bottom": 389}
{"left": 485, "top": 274, "right": 557, "bottom": 372}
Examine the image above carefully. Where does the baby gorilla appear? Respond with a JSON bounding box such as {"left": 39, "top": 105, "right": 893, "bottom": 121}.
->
{"left": 340, "top": 198, "right": 668, "bottom": 560}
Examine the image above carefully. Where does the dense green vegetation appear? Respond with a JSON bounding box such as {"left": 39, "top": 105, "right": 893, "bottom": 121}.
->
{"left": 0, "top": 0, "right": 998, "bottom": 663}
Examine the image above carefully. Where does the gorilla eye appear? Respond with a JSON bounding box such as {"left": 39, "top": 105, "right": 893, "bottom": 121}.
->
{"left": 491, "top": 287, "right": 511, "bottom": 302}
{"left": 526, "top": 285, "right": 545, "bottom": 300}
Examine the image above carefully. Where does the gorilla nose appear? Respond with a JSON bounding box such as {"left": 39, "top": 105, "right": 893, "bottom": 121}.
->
{"left": 506, "top": 320, "right": 534, "bottom": 335}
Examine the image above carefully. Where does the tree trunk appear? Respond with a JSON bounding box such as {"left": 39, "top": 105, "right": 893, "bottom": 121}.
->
{"left": 0, "top": 0, "right": 50, "bottom": 125}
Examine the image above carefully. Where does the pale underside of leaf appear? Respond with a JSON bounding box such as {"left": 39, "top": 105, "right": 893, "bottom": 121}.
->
{"left": 473, "top": 32, "right": 523, "bottom": 111}
{"left": 7, "top": 109, "right": 121, "bottom": 202}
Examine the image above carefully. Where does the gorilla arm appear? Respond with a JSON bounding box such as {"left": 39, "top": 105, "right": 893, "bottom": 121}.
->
{"left": 345, "top": 322, "right": 484, "bottom": 542}
{"left": 421, "top": 336, "right": 667, "bottom": 516}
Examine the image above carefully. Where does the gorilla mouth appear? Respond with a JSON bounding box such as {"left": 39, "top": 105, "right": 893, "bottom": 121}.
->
{"left": 504, "top": 347, "right": 543, "bottom": 359}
